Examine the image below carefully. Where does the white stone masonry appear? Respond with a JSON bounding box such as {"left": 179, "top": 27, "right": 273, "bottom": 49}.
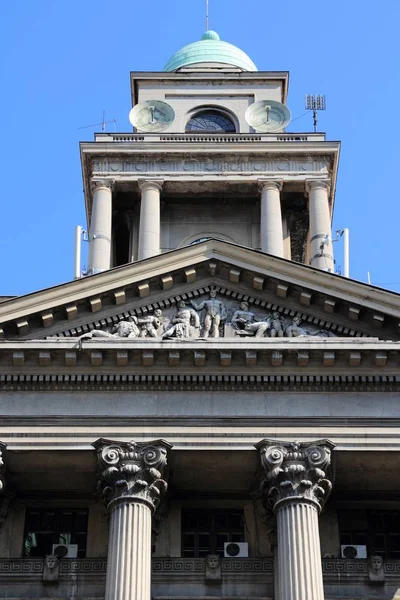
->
{"left": 93, "top": 438, "right": 172, "bottom": 600}
{"left": 307, "top": 180, "right": 334, "bottom": 272}
{"left": 256, "top": 438, "right": 335, "bottom": 600}
{"left": 259, "top": 180, "right": 284, "bottom": 257}
{"left": 138, "top": 180, "right": 163, "bottom": 260}
{"left": 87, "top": 181, "right": 113, "bottom": 274}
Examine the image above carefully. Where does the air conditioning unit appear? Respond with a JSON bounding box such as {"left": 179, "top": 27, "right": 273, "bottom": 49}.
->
{"left": 224, "top": 542, "right": 248, "bottom": 558}
{"left": 341, "top": 544, "right": 367, "bottom": 559}
{"left": 52, "top": 544, "right": 78, "bottom": 558}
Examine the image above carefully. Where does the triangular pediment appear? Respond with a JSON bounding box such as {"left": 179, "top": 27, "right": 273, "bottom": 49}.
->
{"left": 0, "top": 240, "right": 399, "bottom": 342}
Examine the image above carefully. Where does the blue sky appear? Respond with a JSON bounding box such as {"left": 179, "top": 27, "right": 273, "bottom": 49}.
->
{"left": 1, "top": 0, "right": 399, "bottom": 295}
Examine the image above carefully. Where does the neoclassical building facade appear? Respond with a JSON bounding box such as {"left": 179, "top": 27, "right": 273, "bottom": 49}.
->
{"left": 1, "top": 29, "right": 400, "bottom": 600}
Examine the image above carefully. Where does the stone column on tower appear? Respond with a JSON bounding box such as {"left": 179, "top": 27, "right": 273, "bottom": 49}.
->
{"left": 93, "top": 438, "right": 172, "bottom": 600}
{"left": 259, "top": 180, "right": 284, "bottom": 257}
{"left": 87, "top": 180, "right": 113, "bottom": 274}
{"left": 306, "top": 179, "right": 334, "bottom": 272}
{"left": 255, "top": 438, "right": 335, "bottom": 600}
{"left": 138, "top": 180, "right": 163, "bottom": 260}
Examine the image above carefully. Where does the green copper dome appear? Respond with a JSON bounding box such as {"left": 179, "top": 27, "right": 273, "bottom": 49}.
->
{"left": 163, "top": 31, "right": 257, "bottom": 72}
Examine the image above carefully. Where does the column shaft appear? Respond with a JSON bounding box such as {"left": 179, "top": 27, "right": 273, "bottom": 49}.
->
{"left": 105, "top": 501, "right": 152, "bottom": 600}
{"left": 93, "top": 439, "right": 172, "bottom": 600}
{"left": 255, "top": 439, "right": 335, "bottom": 600}
{"left": 260, "top": 181, "right": 284, "bottom": 257}
{"left": 138, "top": 181, "right": 162, "bottom": 260}
{"left": 307, "top": 180, "right": 334, "bottom": 271}
{"left": 277, "top": 500, "right": 324, "bottom": 600}
{"left": 87, "top": 182, "right": 113, "bottom": 274}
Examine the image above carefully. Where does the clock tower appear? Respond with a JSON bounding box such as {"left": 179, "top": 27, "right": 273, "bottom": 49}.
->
{"left": 81, "top": 30, "right": 339, "bottom": 275}
{"left": 3, "top": 24, "right": 400, "bottom": 600}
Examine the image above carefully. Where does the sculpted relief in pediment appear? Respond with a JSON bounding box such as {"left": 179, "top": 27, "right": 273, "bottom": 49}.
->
{"left": 80, "top": 290, "right": 336, "bottom": 341}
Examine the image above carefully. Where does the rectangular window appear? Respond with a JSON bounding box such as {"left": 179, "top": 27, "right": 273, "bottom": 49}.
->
{"left": 23, "top": 508, "right": 88, "bottom": 558}
{"left": 338, "top": 509, "right": 400, "bottom": 559}
{"left": 181, "top": 509, "right": 244, "bottom": 558}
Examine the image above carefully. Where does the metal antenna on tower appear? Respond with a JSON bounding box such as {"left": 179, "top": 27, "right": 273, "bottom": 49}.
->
{"left": 305, "top": 95, "right": 326, "bottom": 132}
{"left": 78, "top": 111, "right": 117, "bottom": 132}
{"left": 206, "top": 0, "right": 209, "bottom": 30}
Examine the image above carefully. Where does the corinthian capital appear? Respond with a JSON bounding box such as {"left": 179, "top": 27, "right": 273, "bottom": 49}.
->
{"left": 0, "top": 442, "right": 6, "bottom": 493}
{"left": 255, "top": 438, "right": 335, "bottom": 513}
{"left": 93, "top": 438, "right": 172, "bottom": 512}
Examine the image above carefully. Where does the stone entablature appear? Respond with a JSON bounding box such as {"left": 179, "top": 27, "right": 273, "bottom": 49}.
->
{"left": 0, "top": 339, "right": 398, "bottom": 374}
{"left": 91, "top": 155, "right": 330, "bottom": 179}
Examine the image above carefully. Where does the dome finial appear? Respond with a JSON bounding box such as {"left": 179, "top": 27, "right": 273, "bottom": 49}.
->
{"left": 206, "top": 0, "right": 209, "bottom": 31}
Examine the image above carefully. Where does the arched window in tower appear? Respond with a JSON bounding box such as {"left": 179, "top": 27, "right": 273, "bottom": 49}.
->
{"left": 186, "top": 110, "right": 236, "bottom": 133}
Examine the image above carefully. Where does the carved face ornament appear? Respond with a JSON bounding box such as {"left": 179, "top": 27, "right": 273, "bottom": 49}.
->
{"left": 207, "top": 554, "right": 220, "bottom": 569}
{"left": 370, "top": 555, "right": 383, "bottom": 572}
{"left": 45, "top": 555, "right": 58, "bottom": 570}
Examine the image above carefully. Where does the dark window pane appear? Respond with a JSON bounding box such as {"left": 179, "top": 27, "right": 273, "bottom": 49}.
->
{"left": 387, "top": 535, "right": 400, "bottom": 551}
{"left": 181, "top": 509, "right": 244, "bottom": 558}
{"left": 230, "top": 513, "right": 243, "bottom": 530}
{"left": 216, "top": 534, "right": 228, "bottom": 548}
{"left": 183, "top": 533, "right": 195, "bottom": 548}
{"left": 42, "top": 512, "right": 56, "bottom": 531}
{"left": 198, "top": 533, "right": 210, "bottom": 548}
{"left": 59, "top": 511, "right": 74, "bottom": 532}
{"left": 354, "top": 533, "right": 368, "bottom": 545}
{"left": 186, "top": 111, "right": 236, "bottom": 133}
{"left": 340, "top": 533, "right": 353, "bottom": 545}
{"left": 198, "top": 513, "right": 211, "bottom": 530}
{"left": 23, "top": 508, "right": 88, "bottom": 558}
{"left": 368, "top": 512, "right": 383, "bottom": 529}
{"left": 383, "top": 513, "right": 400, "bottom": 531}
{"left": 182, "top": 513, "right": 197, "bottom": 529}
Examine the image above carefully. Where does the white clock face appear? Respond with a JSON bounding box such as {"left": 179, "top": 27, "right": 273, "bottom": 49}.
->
{"left": 129, "top": 100, "right": 175, "bottom": 133}
{"left": 245, "top": 100, "right": 291, "bottom": 133}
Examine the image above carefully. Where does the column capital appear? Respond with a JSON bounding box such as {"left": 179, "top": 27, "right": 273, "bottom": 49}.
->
{"left": 255, "top": 438, "right": 335, "bottom": 513}
{"left": 258, "top": 179, "right": 283, "bottom": 192}
{"left": 0, "top": 442, "right": 7, "bottom": 493}
{"left": 305, "top": 179, "right": 331, "bottom": 195}
{"left": 93, "top": 438, "right": 172, "bottom": 513}
{"left": 91, "top": 179, "right": 114, "bottom": 193}
{"left": 138, "top": 179, "right": 164, "bottom": 193}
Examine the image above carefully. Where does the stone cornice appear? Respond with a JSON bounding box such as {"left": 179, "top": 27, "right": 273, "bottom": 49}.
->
{"left": 0, "top": 339, "right": 399, "bottom": 376}
{"left": 0, "top": 241, "right": 399, "bottom": 341}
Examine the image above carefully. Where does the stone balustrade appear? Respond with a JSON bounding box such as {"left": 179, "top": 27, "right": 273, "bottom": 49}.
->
{"left": 94, "top": 132, "right": 326, "bottom": 143}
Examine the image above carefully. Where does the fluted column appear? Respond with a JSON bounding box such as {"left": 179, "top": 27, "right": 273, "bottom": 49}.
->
{"left": 255, "top": 439, "right": 335, "bottom": 600}
{"left": 93, "top": 438, "right": 172, "bottom": 600}
{"left": 259, "top": 180, "right": 284, "bottom": 257}
{"left": 87, "top": 180, "right": 113, "bottom": 275}
{"left": 306, "top": 180, "right": 334, "bottom": 272}
{"left": 138, "top": 180, "right": 163, "bottom": 260}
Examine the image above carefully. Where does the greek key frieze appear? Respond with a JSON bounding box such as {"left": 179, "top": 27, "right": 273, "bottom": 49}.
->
{"left": 92, "top": 157, "right": 328, "bottom": 176}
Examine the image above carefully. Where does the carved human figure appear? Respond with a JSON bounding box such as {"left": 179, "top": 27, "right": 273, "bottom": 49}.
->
{"left": 84, "top": 316, "right": 140, "bottom": 339}
{"left": 285, "top": 316, "right": 308, "bottom": 337}
{"left": 190, "top": 290, "right": 227, "bottom": 338}
{"left": 368, "top": 555, "right": 384, "bottom": 582}
{"left": 269, "top": 312, "right": 284, "bottom": 337}
{"left": 43, "top": 554, "right": 60, "bottom": 582}
{"left": 205, "top": 554, "right": 222, "bottom": 581}
{"left": 162, "top": 301, "right": 200, "bottom": 339}
{"left": 137, "top": 309, "right": 163, "bottom": 338}
{"left": 231, "top": 302, "right": 269, "bottom": 338}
